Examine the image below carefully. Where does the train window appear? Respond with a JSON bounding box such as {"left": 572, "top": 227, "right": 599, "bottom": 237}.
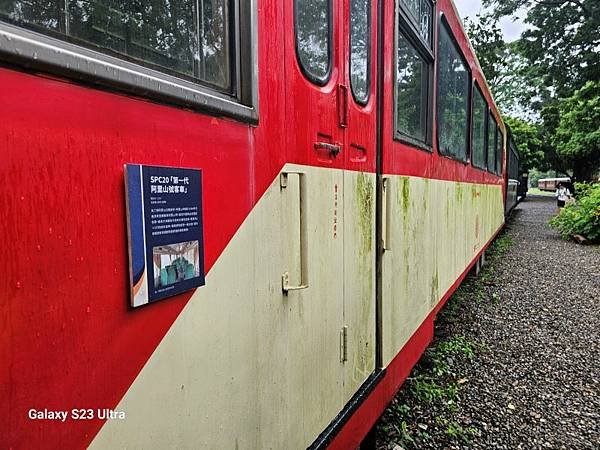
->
{"left": 395, "top": 31, "right": 429, "bottom": 143}
{"left": 350, "top": 0, "right": 371, "bottom": 104}
{"left": 471, "top": 83, "right": 488, "bottom": 170}
{"left": 399, "top": 0, "right": 433, "bottom": 47}
{"left": 487, "top": 113, "right": 498, "bottom": 173}
{"left": 295, "top": 0, "right": 331, "bottom": 84}
{"left": 437, "top": 19, "right": 470, "bottom": 161}
{"left": 0, "top": 0, "right": 257, "bottom": 121}
{"left": 394, "top": 0, "right": 434, "bottom": 147}
{"left": 496, "top": 129, "right": 504, "bottom": 175}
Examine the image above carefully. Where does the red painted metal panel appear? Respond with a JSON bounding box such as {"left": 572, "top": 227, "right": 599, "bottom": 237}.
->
{"left": 342, "top": 0, "right": 378, "bottom": 174}
{"left": 381, "top": 0, "right": 506, "bottom": 187}
{"left": 0, "top": 67, "right": 248, "bottom": 449}
{"left": 0, "top": 1, "right": 287, "bottom": 447}
{"left": 284, "top": 0, "right": 346, "bottom": 170}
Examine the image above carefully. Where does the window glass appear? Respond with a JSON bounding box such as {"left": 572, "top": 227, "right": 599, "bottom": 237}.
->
{"left": 401, "top": 0, "right": 419, "bottom": 20}
{"left": 471, "top": 86, "right": 487, "bottom": 169}
{"left": 509, "top": 140, "right": 519, "bottom": 180}
{"left": 400, "top": 0, "right": 432, "bottom": 45}
{"left": 0, "top": 1, "right": 60, "bottom": 30}
{"left": 296, "top": 0, "right": 330, "bottom": 83}
{"left": 487, "top": 113, "right": 497, "bottom": 172}
{"left": 396, "top": 30, "right": 428, "bottom": 143}
{"left": 511, "top": 146, "right": 516, "bottom": 178}
{"left": 437, "top": 22, "right": 470, "bottom": 161}
{"left": 350, "top": 0, "right": 370, "bottom": 104}
{"left": 419, "top": 1, "right": 432, "bottom": 45}
{"left": 0, "top": 0, "right": 231, "bottom": 91}
{"left": 496, "top": 129, "right": 503, "bottom": 174}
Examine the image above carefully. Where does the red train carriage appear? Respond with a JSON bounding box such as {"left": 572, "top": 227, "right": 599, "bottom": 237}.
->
{"left": 0, "top": 0, "right": 508, "bottom": 448}
{"left": 538, "top": 177, "right": 571, "bottom": 192}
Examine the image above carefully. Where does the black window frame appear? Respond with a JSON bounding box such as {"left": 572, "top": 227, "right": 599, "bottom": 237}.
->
{"left": 487, "top": 112, "right": 499, "bottom": 174}
{"left": 349, "top": 0, "right": 372, "bottom": 106}
{"left": 0, "top": 0, "right": 258, "bottom": 123}
{"left": 398, "top": 0, "right": 434, "bottom": 47}
{"left": 470, "top": 81, "right": 488, "bottom": 171}
{"left": 508, "top": 136, "right": 519, "bottom": 181}
{"left": 496, "top": 127, "right": 504, "bottom": 175}
{"left": 294, "top": 0, "right": 333, "bottom": 86}
{"left": 393, "top": 0, "right": 435, "bottom": 151}
{"left": 436, "top": 15, "right": 472, "bottom": 164}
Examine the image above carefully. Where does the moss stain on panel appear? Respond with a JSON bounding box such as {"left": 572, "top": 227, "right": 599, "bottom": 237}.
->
{"left": 456, "top": 182, "right": 464, "bottom": 203}
{"left": 430, "top": 269, "right": 440, "bottom": 308}
{"left": 399, "top": 177, "right": 410, "bottom": 219}
{"left": 423, "top": 178, "right": 429, "bottom": 213}
{"left": 354, "top": 173, "right": 375, "bottom": 384}
{"left": 355, "top": 172, "right": 374, "bottom": 259}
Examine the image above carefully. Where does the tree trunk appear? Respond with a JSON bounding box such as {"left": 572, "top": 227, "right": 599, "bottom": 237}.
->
{"left": 572, "top": 162, "right": 595, "bottom": 183}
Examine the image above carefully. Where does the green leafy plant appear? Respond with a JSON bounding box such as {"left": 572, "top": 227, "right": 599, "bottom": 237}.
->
{"left": 413, "top": 377, "right": 445, "bottom": 404}
{"left": 549, "top": 182, "right": 600, "bottom": 243}
{"left": 553, "top": 182, "right": 600, "bottom": 239}
{"left": 435, "top": 335, "right": 478, "bottom": 360}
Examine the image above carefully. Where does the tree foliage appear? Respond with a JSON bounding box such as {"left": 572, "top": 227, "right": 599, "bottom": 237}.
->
{"left": 463, "top": 13, "right": 505, "bottom": 88}
{"left": 471, "top": 0, "right": 600, "bottom": 181}
{"left": 551, "top": 81, "right": 600, "bottom": 181}
{"left": 463, "top": 14, "right": 539, "bottom": 119}
{"left": 484, "top": 0, "right": 600, "bottom": 99}
{"left": 504, "top": 117, "right": 545, "bottom": 171}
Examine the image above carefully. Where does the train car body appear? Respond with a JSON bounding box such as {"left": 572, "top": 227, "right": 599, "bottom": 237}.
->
{"left": 0, "top": 0, "right": 508, "bottom": 449}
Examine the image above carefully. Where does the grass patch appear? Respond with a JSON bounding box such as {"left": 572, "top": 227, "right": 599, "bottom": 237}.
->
{"left": 528, "top": 187, "right": 555, "bottom": 196}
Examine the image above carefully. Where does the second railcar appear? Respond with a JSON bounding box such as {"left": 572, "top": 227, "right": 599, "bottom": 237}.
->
{"left": 538, "top": 177, "right": 571, "bottom": 191}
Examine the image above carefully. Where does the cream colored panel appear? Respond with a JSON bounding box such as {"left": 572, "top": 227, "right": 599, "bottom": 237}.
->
{"left": 382, "top": 176, "right": 504, "bottom": 366}
{"left": 280, "top": 165, "right": 345, "bottom": 446}
{"left": 90, "top": 165, "right": 345, "bottom": 450}
{"left": 342, "top": 171, "right": 376, "bottom": 402}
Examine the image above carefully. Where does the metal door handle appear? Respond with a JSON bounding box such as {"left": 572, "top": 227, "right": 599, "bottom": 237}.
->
{"left": 314, "top": 142, "right": 342, "bottom": 157}
{"left": 338, "top": 84, "right": 348, "bottom": 128}
{"left": 281, "top": 171, "right": 309, "bottom": 293}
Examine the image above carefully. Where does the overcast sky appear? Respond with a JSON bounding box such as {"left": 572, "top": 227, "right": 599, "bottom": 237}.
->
{"left": 454, "top": 0, "right": 528, "bottom": 42}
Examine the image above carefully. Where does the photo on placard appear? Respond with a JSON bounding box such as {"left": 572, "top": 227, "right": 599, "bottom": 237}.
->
{"left": 152, "top": 240, "right": 201, "bottom": 289}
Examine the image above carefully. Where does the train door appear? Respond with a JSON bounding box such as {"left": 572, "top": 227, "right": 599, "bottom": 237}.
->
{"left": 341, "top": 0, "right": 378, "bottom": 403}
{"left": 283, "top": 0, "right": 377, "bottom": 443}
{"left": 283, "top": 0, "right": 347, "bottom": 445}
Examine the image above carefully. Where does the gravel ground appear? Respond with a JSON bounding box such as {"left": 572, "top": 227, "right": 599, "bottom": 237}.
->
{"left": 376, "top": 195, "right": 600, "bottom": 450}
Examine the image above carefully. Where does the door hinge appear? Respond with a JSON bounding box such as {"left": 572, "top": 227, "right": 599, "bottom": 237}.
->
{"left": 340, "top": 325, "right": 348, "bottom": 363}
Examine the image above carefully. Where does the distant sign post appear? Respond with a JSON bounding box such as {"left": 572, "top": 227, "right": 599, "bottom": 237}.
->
{"left": 125, "top": 164, "right": 205, "bottom": 308}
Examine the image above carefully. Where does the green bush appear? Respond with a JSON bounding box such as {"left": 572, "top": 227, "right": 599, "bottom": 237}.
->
{"left": 549, "top": 182, "right": 600, "bottom": 243}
